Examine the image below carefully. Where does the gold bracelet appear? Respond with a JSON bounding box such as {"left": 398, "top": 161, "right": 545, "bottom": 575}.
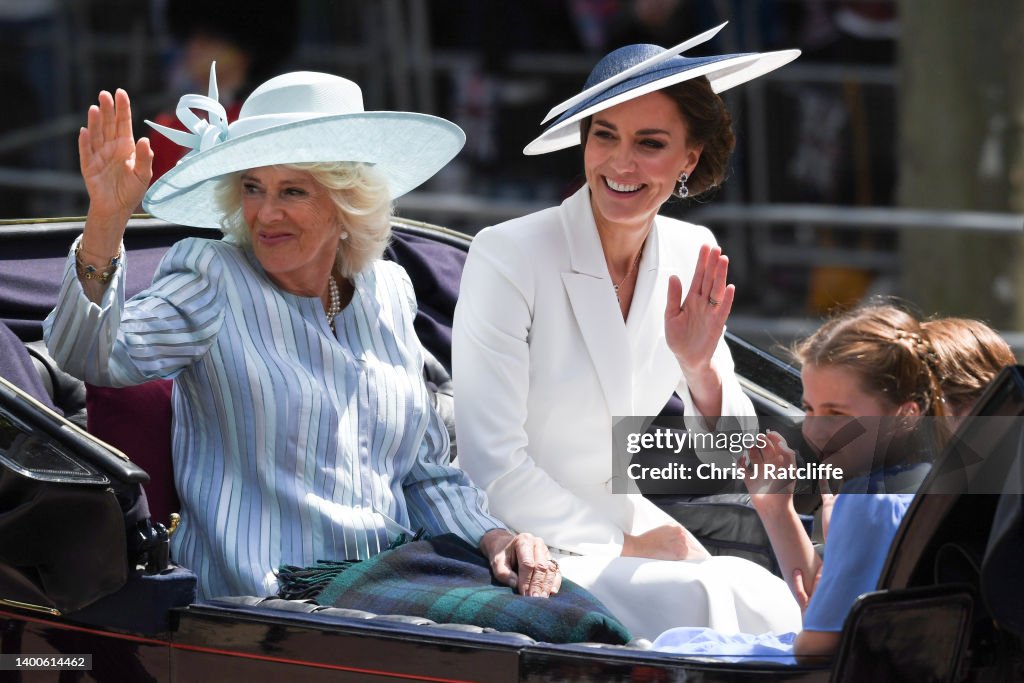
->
{"left": 75, "top": 243, "right": 122, "bottom": 284}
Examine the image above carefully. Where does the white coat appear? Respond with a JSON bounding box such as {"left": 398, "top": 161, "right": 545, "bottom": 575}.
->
{"left": 453, "top": 186, "right": 801, "bottom": 640}
{"left": 453, "top": 185, "right": 755, "bottom": 554}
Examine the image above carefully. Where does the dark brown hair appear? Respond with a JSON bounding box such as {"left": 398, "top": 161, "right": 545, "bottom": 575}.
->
{"left": 794, "top": 304, "right": 947, "bottom": 417}
{"left": 579, "top": 76, "right": 735, "bottom": 198}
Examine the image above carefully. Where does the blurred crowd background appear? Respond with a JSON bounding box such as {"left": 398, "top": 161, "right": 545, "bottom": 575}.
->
{"left": 0, "top": 0, "right": 1021, "bottom": 352}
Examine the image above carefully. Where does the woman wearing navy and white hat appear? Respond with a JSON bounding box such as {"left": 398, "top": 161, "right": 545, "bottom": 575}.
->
{"left": 453, "top": 25, "right": 803, "bottom": 639}
{"left": 44, "top": 68, "right": 561, "bottom": 600}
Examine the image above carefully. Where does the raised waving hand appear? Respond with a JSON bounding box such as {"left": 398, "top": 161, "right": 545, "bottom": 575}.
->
{"left": 664, "top": 244, "right": 734, "bottom": 418}
{"left": 78, "top": 89, "right": 153, "bottom": 255}
{"left": 75, "top": 89, "right": 153, "bottom": 300}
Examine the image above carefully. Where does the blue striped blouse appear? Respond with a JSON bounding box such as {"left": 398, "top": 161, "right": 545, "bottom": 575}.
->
{"left": 44, "top": 236, "right": 504, "bottom": 599}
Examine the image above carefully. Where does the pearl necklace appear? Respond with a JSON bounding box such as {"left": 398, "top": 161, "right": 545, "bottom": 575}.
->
{"left": 326, "top": 275, "right": 341, "bottom": 330}
{"left": 612, "top": 248, "right": 643, "bottom": 301}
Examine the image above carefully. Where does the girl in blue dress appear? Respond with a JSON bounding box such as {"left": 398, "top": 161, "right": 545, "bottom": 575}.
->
{"left": 654, "top": 303, "right": 948, "bottom": 662}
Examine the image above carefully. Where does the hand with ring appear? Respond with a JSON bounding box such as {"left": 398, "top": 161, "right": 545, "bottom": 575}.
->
{"left": 664, "top": 243, "right": 734, "bottom": 376}
{"left": 480, "top": 529, "right": 562, "bottom": 597}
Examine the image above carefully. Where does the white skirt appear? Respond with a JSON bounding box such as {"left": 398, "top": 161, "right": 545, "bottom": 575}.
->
{"left": 556, "top": 553, "right": 803, "bottom": 642}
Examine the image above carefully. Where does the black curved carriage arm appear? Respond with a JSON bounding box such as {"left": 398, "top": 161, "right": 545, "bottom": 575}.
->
{"left": 0, "top": 375, "right": 149, "bottom": 486}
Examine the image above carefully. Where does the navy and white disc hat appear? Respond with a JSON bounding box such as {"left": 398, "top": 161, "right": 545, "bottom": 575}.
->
{"left": 523, "top": 22, "right": 800, "bottom": 155}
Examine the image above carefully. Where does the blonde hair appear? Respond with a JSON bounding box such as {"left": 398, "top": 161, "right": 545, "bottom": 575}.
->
{"left": 214, "top": 161, "right": 392, "bottom": 278}
{"left": 794, "top": 304, "right": 947, "bottom": 417}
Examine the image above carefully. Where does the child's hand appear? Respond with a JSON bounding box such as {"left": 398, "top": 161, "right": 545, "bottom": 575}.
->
{"left": 743, "top": 430, "right": 797, "bottom": 510}
{"left": 792, "top": 564, "right": 823, "bottom": 614}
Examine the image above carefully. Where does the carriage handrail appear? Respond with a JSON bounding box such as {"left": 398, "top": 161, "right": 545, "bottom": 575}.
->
{"left": 685, "top": 203, "right": 1024, "bottom": 234}
{"left": 0, "top": 179, "right": 1018, "bottom": 235}
{"left": 394, "top": 191, "right": 1024, "bottom": 235}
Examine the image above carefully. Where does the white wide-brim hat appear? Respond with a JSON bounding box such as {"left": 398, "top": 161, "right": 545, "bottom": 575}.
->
{"left": 524, "top": 23, "right": 800, "bottom": 155}
{"left": 143, "top": 66, "right": 465, "bottom": 229}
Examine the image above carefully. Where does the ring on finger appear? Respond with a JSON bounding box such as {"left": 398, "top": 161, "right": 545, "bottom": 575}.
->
{"left": 708, "top": 296, "right": 721, "bottom": 306}
{"left": 547, "top": 559, "right": 560, "bottom": 573}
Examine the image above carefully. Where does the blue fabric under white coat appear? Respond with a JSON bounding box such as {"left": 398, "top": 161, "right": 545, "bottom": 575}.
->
{"left": 44, "top": 236, "right": 504, "bottom": 599}
{"left": 653, "top": 485, "right": 914, "bottom": 661}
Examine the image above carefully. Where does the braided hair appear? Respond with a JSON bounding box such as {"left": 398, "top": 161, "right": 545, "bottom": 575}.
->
{"left": 794, "top": 304, "right": 947, "bottom": 417}
{"left": 922, "top": 317, "right": 1017, "bottom": 415}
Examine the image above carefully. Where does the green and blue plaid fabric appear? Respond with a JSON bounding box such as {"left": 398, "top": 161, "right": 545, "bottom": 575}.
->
{"left": 277, "top": 533, "right": 631, "bottom": 644}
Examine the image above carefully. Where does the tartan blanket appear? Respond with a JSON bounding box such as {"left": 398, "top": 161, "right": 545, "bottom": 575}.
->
{"left": 276, "top": 533, "right": 632, "bottom": 644}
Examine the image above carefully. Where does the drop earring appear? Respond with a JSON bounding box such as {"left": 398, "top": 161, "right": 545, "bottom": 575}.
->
{"left": 676, "top": 171, "right": 689, "bottom": 199}
{"left": 339, "top": 231, "right": 349, "bottom": 241}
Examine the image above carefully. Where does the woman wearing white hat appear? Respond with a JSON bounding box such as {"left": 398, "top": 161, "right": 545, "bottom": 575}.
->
{"left": 453, "top": 24, "right": 804, "bottom": 639}
{"left": 44, "top": 68, "right": 561, "bottom": 601}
